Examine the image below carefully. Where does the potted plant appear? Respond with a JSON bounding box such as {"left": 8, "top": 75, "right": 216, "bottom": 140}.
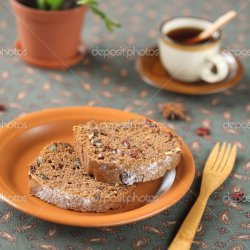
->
{"left": 11, "top": 0, "right": 120, "bottom": 69}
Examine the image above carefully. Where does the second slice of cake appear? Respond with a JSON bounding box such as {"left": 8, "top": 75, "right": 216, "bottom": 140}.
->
{"left": 73, "top": 119, "right": 182, "bottom": 185}
{"left": 29, "top": 142, "right": 134, "bottom": 212}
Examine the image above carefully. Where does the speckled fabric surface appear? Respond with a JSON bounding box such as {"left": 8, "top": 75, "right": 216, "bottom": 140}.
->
{"left": 0, "top": 0, "right": 249, "bottom": 249}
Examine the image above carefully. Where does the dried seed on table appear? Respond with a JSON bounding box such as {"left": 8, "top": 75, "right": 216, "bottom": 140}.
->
{"left": 0, "top": 104, "right": 6, "bottom": 112}
{"left": 196, "top": 127, "right": 211, "bottom": 137}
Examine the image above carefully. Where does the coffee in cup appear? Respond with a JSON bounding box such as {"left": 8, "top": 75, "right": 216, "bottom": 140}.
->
{"left": 158, "top": 17, "right": 229, "bottom": 83}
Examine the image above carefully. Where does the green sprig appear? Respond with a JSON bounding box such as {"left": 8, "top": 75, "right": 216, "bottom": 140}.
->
{"left": 35, "top": 0, "right": 121, "bottom": 32}
{"left": 77, "top": 0, "right": 121, "bottom": 32}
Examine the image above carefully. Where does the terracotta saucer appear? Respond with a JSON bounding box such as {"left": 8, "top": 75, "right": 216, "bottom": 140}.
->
{"left": 136, "top": 46, "right": 244, "bottom": 95}
{"left": 0, "top": 107, "right": 195, "bottom": 227}
{"left": 15, "top": 40, "right": 86, "bottom": 70}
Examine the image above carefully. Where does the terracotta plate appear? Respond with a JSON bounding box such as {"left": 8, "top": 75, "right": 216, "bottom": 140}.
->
{"left": 136, "top": 46, "right": 244, "bottom": 95}
{"left": 0, "top": 107, "right": 195, "bottom": 227}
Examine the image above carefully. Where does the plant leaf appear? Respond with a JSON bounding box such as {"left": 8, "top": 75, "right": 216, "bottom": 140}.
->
{"left": 77, "top": 0, "right": 121, "bottom": 32}
{"left": 46, "top": 0, "right": 65, "bottom": 10}
{"left": 36, "top": 0, "right": 48, "bottom": 10}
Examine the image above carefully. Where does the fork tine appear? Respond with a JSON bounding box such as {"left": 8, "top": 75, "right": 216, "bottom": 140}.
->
{"left": 210, "top": 143, "right": 226, "bottom": 170}
{"left": 216, "top": 143, "right": 231, "bottom": 171}
{"left": 204, "top": 142, "right": 220, "bottom": 170}
{"left": 220, "top": 144, "right": 237, "bottom": 174}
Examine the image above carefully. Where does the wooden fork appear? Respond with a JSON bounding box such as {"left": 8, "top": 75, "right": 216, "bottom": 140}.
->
{"left": 169, "top": 142, "right": 237, "bottom": 250}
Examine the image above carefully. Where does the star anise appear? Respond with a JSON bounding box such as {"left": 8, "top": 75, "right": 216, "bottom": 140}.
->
{"left": 160, "top": 102, "right": 186, "bottom": 120}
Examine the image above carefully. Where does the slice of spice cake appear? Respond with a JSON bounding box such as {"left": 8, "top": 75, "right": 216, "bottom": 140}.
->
{"left": 29, "top": 142, "right": 135, "bottom": 212}
{"left": 73, "top": 119, "right": 182, "bottom": 185}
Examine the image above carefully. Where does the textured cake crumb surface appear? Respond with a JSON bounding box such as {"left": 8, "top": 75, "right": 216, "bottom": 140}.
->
{"left": 73, "top": 119, "right": 182, "bottom": 185}
{"left": 29, "top": 142, "right": 135, "bottom": 212}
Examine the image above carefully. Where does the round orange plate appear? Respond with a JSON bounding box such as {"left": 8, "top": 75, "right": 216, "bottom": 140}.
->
{"left": 0, "top": 107, "right": 195, "bottom": 227}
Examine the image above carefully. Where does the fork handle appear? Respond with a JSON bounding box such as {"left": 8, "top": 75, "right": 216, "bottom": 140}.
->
{"left": 168, "top": 192, "right": 209, "bottom": 250}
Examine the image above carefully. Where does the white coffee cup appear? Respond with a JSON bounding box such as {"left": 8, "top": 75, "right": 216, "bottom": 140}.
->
{"left": 158, "top": 17, "right": 229, "bottom": 83}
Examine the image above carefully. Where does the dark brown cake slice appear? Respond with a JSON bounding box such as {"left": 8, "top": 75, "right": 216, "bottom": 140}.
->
{"left": 73, "top": 119, "right": 182, "bottom": 185}
{"left": 29, "top": 142, "right": 135, "bottom": 212}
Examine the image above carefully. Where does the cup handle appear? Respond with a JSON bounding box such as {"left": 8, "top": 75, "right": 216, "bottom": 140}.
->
{"left": 200, "top": 54, "right": 229, "bottom": 83}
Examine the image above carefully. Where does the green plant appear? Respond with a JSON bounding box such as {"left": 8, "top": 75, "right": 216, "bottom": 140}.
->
{"left": 35, "top": 0, "right": 121, "bottom": 32}
{"left": 36, "top": 0, "right": 64, "bottom": 10}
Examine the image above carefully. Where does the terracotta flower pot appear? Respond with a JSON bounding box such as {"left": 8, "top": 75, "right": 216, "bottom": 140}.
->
{"left": 11, "top": 0, "right": 88, "bottom": 69}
